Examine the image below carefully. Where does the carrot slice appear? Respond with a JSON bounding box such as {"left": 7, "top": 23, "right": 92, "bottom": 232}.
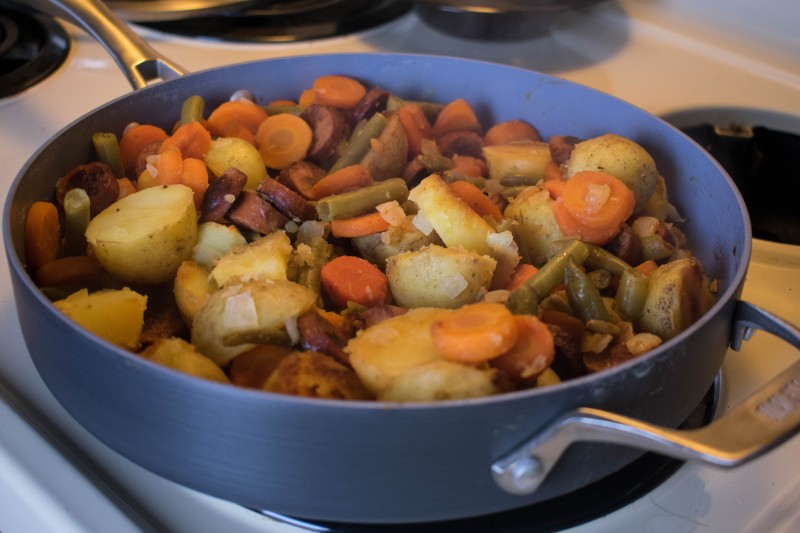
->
{"left": 138, "top": 147, "right": 184, "bottom": 189}
{"left": 298, "top": 89, "right": 317, "bottom": 106}
{"left": 309, "top": 164, "right": 373, "bottom": 200}
{"left": 451, "top": 155, "right": 488, "bottom": 178}
{"left": 33, "top": 255, "right": 103, "bottom": 287}
{"left": 562, "top": 171, "right": 635, "bottom": 230}
{"left": 543, "top": 161, "right": 564, "bottom": 182}
{"left": 396, "top": 103, "right": 434, "bottom": 158}
{"left": 320, "top": 255, "right": 390, "bottom": 308}
{"left": 484, "top": 119, "right": 541, "bottom": 146}
{"left": 448, "top": 180, "right": 502, "bottom": 222}
{"left": 634, "top": 259, "right": 658, "bottom": 276}
{"left": 430, "top": 301, "right": 519, "bottom": 364}
{"left": 541, "top": 178, "right": 567, "bottom": 200}
{"left": 506, "top": 263, "right": 539, "bottom": 291}
{"left": 181, "top": 157, "right": 210, "bottom": 209}
{"left": 24, "top": 201, "right": 61, "bottom": 271}
{"left": 553, "top": 196, "right": 621, "bottom": 246}
{"left": 255, "top": 113, "right": 314, "bottom": 169}
{"left": 159, "top": 120, "right": 212, "bottom": 160}
{"left": 432, "top": 98, "right": 482, "bottom": 138}
{"left": 312, "top": 75, "right": 367, "bottom": 109}
{"left": 206, "top": 99, "right": 268, "bottom": 143}
{"left": 267, "top": 99, "right": 297, "bottom": 107}
{"left": 330, "top": 211, "right": 391, "bottom": 238}
{"left": 118, "top": 124, "right": 168, "bottom": 174}
{"left": 490, "top": 314, "right": 555, "bottom": 385}
{"left": 117, "top": 177, "right": 137, "bottom": 199}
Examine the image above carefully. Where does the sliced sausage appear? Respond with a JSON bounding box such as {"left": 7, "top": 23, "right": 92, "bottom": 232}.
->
{"left": 604, "top": 223, "right": 642, "bottom": 266}
{"left": 297, "top": 310, "right": 350, "bottom": 366}
{"left": 226, "top": 190, "right": 290, "bottom": 235}
{"left": 257, "top": 176, "right": 318, "bottom": 222}
{"left": 548, "top": 135, "right": 582, "bottom": 165}
{"left": 277, "top": 160, "right": 326, "bottom": 200}
{"left": 301, "top": 104, "right": 349, "bottom": 167}
{"left": 200, "top": 167, "right": 247, "bottom": 223}
{"left": 351, "top": 86, "right": 390, "bottom": 124}
{"left": 55, "top": 162, "right": 120, "bottom": 217}
{"left": 436, "top": 129, "right": 484, "bottom": 159}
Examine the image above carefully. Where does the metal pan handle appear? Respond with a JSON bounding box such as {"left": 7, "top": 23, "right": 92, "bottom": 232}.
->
{"left": 492, "top": 300, "right": 800, "bottom": 496}
{"left": 24, "top": 0, "right": 188, "bottom": 89}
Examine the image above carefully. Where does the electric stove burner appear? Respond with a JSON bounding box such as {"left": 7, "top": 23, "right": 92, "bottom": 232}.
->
{"left": 131, "top": 0, "right": 412, "bottom": 43}
{"left": 0, "top": 4, "right": 70, "bottom": 98}
{"left": 254, "top": 378, "right": 720, "bottom": 532}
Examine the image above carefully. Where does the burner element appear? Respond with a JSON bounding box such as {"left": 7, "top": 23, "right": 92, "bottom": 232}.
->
{"left": 129, "top": 0, "right": 412, "bottom": 43}
{"left": 0, "top": 4, "right": 70, "bottom": 98}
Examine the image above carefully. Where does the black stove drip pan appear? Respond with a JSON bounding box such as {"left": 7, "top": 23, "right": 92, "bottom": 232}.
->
{"left": 131, "top": 0, "right": 411, "bottom": 43}
{"left": 0, "top": 3, "right": 70, "bottom": 98}
{"left": 252, "top": 377, "right": 720, "bottom": 532}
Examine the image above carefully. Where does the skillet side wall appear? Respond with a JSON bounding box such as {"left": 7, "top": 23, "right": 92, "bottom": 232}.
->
{"left": 4, "top": 55, "right": 749, "bottom": 523}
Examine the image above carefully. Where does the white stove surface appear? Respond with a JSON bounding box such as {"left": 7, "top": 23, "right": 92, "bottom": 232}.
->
{"left": 1, "top": 0, "right": 799, "bottom": 531}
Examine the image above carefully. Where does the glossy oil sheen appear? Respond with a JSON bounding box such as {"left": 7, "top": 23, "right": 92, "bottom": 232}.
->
{"left": 3, "top": 54, "right": 750, "bottom": 523}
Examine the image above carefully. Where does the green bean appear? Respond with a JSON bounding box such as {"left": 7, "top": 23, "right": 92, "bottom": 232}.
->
{"left": 520, "top": 239, "right": 590, "bottom": 298}
{"left": 91, "top": 132, "right": 124, "bottom": 178}
{"left": 500, "top": 185, "right": 529, "bottom": 199}
{"left": 640, "top": 234, "right": 675, "bottom": 261}
{"left": 385, "top": 95, "right": 444, "bottom": 123}
{"left": 564, "top": 256, "right": 611, "bottom": 323}
{"left": 440, "top": 171, "right": 486, "bottom": 189}
{"left": 315, "top": 178, "right": 409, "bottom": 221}
{"left": 328, "top": 112, "right": 387, "bottom": 173}
{"left": 296, "top": 236, "right": 333, "bottom": 298}
{"left": 584, "top": 244, "right": 633, "bottom": 277}
{"left": 262, "top": 104, "right": 305, "bottom": 116}
{"left": 499, "top": 174, "right": 541, "bottom": 187}
{"left": 506, "top": 284, "right": 539, "bottom": 315}
{"left": 615, "top": 268, "right": 649, "bottom": 321}
{"left": 180, "top": 95, "right": 205, "bottom": 125}
{"left": 62, "top": 188, "right": 90, "bottom": 257}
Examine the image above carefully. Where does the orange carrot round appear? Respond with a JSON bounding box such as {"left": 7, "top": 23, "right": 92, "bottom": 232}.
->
{"left": 562, "top": 171, "right": 635, "bottom": 229}
{"left": 432, "top": 98, "right": 482, "bottom": 138}
{"left": 309, "top": 164, "right": 373, "bottom": 200}
{"left": 298, "top": 89, "right": 317, "bottom": 106}
{"left": 448, "top": 180, "right": 502, "bottom": 222}
{"left": 484, "top": 119, "right": 541, "bottom": 146}
{"left": 138, "top": 147, "right": 184, "bottom": 189}
{"left": 181, "top": 157, "right": 210, "bottom": 209}
{"left": 396, "top": 103, "right": 433, "bottom": 158}
{"left": 119, "top": 124, "right": 168, "bottom": 174}
{"left": 312, "top": 75, "right": 367, "bottom": 109}
{"left": 330, "top": 211, "right": 391, "bottom": 238}
{"left": 24, "top": 201, "right": 61, "bottom": 271}
{"left": 543, "top": 160, "right": 564, "bottom": 182}
{"left": 541, "top": 178, "right": 567, "bottom": 200}
{"left": 255, "top": 113, "right": 314, "bottom": 169}
{"left": 430, "top": 302, "right": 518, "bottom": 364}
{"left": 206, "top": 99, "right": 268, "bottom": 143}
{"left": 320, "top": 255, "right": 390, "bottom": 308}
{"left": 34, "top": 255, "right": 103, "bottom": 287}
{"left": 506, "top": 263, "right": 539, "bottom": 291}
{"left": 159, "top": 120, "right": 212, "bottom": 161}
{"left": 553, "top": 197, "right": 621, "bottom": 245}
{"left": 490, "top": 314, "right": 555, "bottom": 385}
{"left": 451, "top": 155, "right": 488, "bottom": 178}
{"left": 635, "top": 259, "right": 658, "bottom": 276}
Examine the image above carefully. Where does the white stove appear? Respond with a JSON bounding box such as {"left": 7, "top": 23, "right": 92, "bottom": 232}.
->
{"left": 0, "top": 1, "right": 799, "bottom": 531}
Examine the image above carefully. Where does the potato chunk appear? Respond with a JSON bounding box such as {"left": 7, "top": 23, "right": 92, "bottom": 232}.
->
{"left": 504, "top": 186, "right": 564, "bottom": 267}
{"left": 483, "top": 141, "right": 551, "bottom": 181}
{"left": 264, "top": 351, "right": 372, "bottom": 400}
{"left": 192, "top": 222, "right": 248, "bottom": 269}
{"left": 54, "top": 287, "right": 147, "bottom": 350}
{"left": 637, "top": 258, "right": 714, "bottom": 340}
{"left": 173, "top": 260, "right": 217, "bottom": 327}
{"left": 191, "top": 279, "right": 317, "bottom": 366}
{"left": 386, "top": 244, "right": 496, "bottom": 308}
{"left": 85, "top": 184, "right": 197, "bottom": 284}
{"left": 141, "top": 337, "right": 230, "bottom": 383}
{"left": 347, "top": 307, "right": 503, "bottom": 402}
{"left": 204, "top": 137, "right": 268, "bottom": 191}
{"left": 210, "top": 230, "right": 293, "bottom": 287}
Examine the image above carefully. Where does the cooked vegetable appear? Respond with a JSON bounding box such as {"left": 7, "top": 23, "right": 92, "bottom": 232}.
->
{"left": 432, "top": 98, "right": 482, "bottom": 138}
{"left": 54, "top": 287, "right": 147, "bottom": 350}
{"left": 264, "top": 351, "right": 372, "bottom": 400}
{"left": 330, "top": 211, "right": 391, "bottom": 238}
{"left": 320, "top": 255, "right": 390, "bottom": 308}
{"left": 563, "top": 256, "right": 611, "bottom": 323}
{"left": 160, "top": 120, "right": 212, "bottom": 161}
{"left": 448, "top": 180, "right": 502, "bottom": 222}
{"left": 118, "top": 124, "right": 168, "bottom": 177}
{"left": 309, "top": 164, "right": 373, "bottom": 200}
{"left": 615, "top": 268, "right": 649, "bottom": 321}
{"left": 62, "top": 188, "right": 90, "bottom": 257}
{"left": 483, "top": 141, "right": 551, "bottom": 182}
{"left": 490, "top": 314, "right": 555, "bottom": 385}
{"left": 24, "top": 201, "right": 61, "bottom": 271}
{"left": 206, "top": 98, "right": 268, "bottom": 144}
{"left": 311, "top": 74, "right": 367, "bottom": 110}
{"left": 360, "top": 113, "right": 408, "bottom": 181}
{"left": 386, "top": 244, "right": 496, "bottom": 308}
{"left": 329, "top": 112, "right": 387, "bottom": 173}
{"left": 504, "top": 186, "right": 564, "bottom": 266}
{"left": 141, "top": 337, "right": 230, "bottom": 383}
{"left": 34, "top": 255, "right": 103, "bottom": 288}
{"left": 85, "top": 184, "right": 198, "bottom": 284}
{"left": 92, "top": 132, "right": 124, "bottom": 178}
{"left": 397, "top": 103, "right": 434, "bottom": 158}
{"left": 430, "top": 301, "right": 518, "bottom": 363}
{"left": 204, "top": 137, "right": 268, "bottom": 191}
{"left": 180, "top": 94, "right": 205, "bottom": 125}
{"left": 173, "top": 260, "right": 217, "bottom": 326}
{"left": 210, "top": 230, "right": 293, "bottom": 287}
{"left": 484, "top": 119, "right": 541, "bottom": 146}
{"left": 255, "top": 113, "right": 314, "bottom": 170}
{"left": 315, "top": 177, "right": 408, "bottom": 221}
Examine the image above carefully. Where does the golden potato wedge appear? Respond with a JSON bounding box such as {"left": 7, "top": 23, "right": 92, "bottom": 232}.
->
{"left": 380, "top": 359, "right": 503, "bottom": 402}
{"left": 141, "top": 337, "right": 230, "bottom": 383}
{"left": 210, "top": 229, "right": 293, "bottom": 287}
{"left": 385, "top": 244, "right": 496, "bottom": 308}
{"left": 264, "top": 351, "right": 372, "bottom": 400}
{"left": 173, "top": 260, "right": 218, "bottom": 327}
{"left": 483, "top": 140, "right": 551, "bottom": 181}
{"left": 504, "top": 186, "right": 564, "bottom": 266}
{"left": 191, "top": 279, "right": 317, "bottom": 366}
{"left": 54, "top": 287, "right": 147, "bottom": 350}
{"left": 85, "top": 184, "right": 198, "bottom": 285}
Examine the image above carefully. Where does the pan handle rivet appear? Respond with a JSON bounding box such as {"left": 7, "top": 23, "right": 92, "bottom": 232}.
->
{"left": 509, "top": 456, "right": 543, "bottom": 491}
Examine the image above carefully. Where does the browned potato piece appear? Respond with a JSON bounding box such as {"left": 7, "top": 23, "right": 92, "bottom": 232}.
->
{"left": 141, "top": 337, "right": 230, "bottom": 384}
{"left": 173, "top": 260, "right": 217, "bottom": 327}
{"left": 264, "top": 351, "right": 373, "bottom": 400}
{"left": 229, "top": 344, "right": 294, "bottom": 389}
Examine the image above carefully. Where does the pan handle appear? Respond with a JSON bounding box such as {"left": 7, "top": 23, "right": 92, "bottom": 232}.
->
{"left": 492, "top": 300, "right": 800, "bottom": 496}
{"left": 24, "top": 0, "right": 188, "bottom": 89}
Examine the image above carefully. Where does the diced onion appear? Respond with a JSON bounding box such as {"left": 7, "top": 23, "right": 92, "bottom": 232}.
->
{"left": 376, "top": 201, "right": 405, "bottom": 227}
{"left": 285, "top": 315, "right": 300, "bottom": 345}
{"left": 482, "top": 289, "right": 510, "bottom": 303}
{"left": 437, "top": 273, "right": 469, "bottom": 298}
{"left": 230, "top": 89, "right": 254, "bottom": 102}
{"left": 411, "top": 211, "right": 434, "bottom": 235}
{"left": 625, "top": 333, "right": 662, "bottom": 355}
{"left": 294, "top": 243, "right": 314, "bottom": 266}
{"left": 631, "top": 216, "right": 661, "bottom": 238}
{"left": 486, "top": 230, "right": 514, "bottom": 248}
{"left": 584, "top": 183, "right": 611, "bottom": 213}
{"left": 297, "top": 220, "right": 326, "bottom": 241}
{"left": 223, "top": 291, "right": 258, "bottom": 329}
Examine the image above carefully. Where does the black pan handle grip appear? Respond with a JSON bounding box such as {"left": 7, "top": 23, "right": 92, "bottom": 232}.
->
{"left": 492, "top": 300, "right": 800, "bottom": 496}
{"left": 24, "top": 0, "right": 189, "bottom": 89}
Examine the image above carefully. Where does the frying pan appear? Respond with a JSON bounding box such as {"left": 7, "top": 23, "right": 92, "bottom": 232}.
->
{"left": 5, "top": 0, "right": 800, "bottom": 523}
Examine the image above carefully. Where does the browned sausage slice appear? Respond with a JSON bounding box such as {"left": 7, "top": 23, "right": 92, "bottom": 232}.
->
{"left": 257, "top": 176, "right": 318, "bottom": 222}
{"left": 55, "top": 162, "right": 120, "bottom": 217}
{"left": 200, "top": 167, "right": 247, "bottom": 223}
{"left": 226, "top": 190, "right": 290, "bottom": 235}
